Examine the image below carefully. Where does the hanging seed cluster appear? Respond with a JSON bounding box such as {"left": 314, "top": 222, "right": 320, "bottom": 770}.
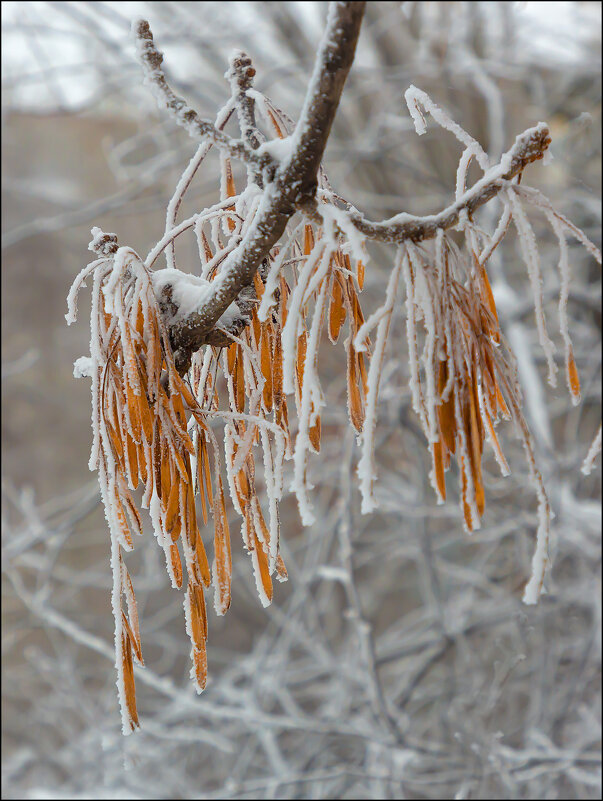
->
{"left": 403, "top": 237, "right": 528, "bottom": 531}
{"left": 66, "top": 93, "right": 369, "bottom": 731}
{"left": 68, "top": 244, "right": 223, "bottom": 730}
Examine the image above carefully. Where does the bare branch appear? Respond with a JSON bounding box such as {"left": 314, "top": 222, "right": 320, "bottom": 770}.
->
{"left": 167, "top": 1, "right": 366, "bottom": 372}
{"left": 279, "top": 1, "right": 368, "bottom": 206}
{"left": 225, "top": 51, "right": 264, "bottom": 186}
{"left": 307, "top": 123, "right": 552, "bottom": 244}
{"left": 133, "top": 19, "right": 267, "bottom": 169}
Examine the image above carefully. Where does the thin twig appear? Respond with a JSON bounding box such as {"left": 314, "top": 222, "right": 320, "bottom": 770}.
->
{"left": 303, "top": 123, "right": 552, "bottom": 244}
{"left": 133, "top": 19, "right": 268, "bottom": 169}
{"left": 225, "top": 50, "right": 264, "bottom": 185}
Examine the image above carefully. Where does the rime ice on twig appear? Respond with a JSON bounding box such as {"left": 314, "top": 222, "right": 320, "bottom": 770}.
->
{"left": 511, "top": 182, "right": 602, "bottom": 405}
{"left": 330, "top": 119, "right": 553, "bottom": 246}
{"left": 132, "top": 20, "right": 267, "bottom": 170}
{"left": 507, "top": 190, "right": 558, "bottom": 386}
{"left": 405, "top": 84, "right": 490, "bottom": 171}
{"left": 356, "top": 249, "right": 403, "bottom": 512}
{"left": 164, "top": 99, "right": 236, "bottom": 270}
{"left": 581, "top": 425, "right": 602, "bottom": 476}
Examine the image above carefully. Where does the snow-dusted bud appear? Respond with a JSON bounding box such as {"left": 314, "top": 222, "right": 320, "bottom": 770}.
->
{"left": 88, "top": 227, "right": 118, "bottom": 256}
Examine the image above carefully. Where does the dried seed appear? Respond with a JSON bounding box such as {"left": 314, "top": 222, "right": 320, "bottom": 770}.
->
{"left": 347, "top": 349, "right": 364, "bottom": 432}
{"left": 188, "top": 583, "right": 206, "bottom": 648}
{"left": 121, "top": 633, "right": 139, "bottom": 728}
{"left": 202, "top": 438, "right": 213, "bottom": 506}
{"left": 303, "top": 224, "right": 315, "bottom": 256}
{"left": 196, "top": 434, "right": 208, "bottom": 526}
{"left": 432, "top": 440, "right": 446, "bottom": 501}
{"left": 276, "top": 554, "right": 288, "bottom": 582}
{"left": 165, "top": 468, "right": 180, "bottom": 534}
{"left": 213, "top": 480, "right": 232, "bottom": 613}
{"left": 296, "top": 329, "right": 308, "bottom": 394}
{"left": 279, "top": 276, "right": 289, "bottom": 327}
{"left": 309, "top": 413, "right": 321, "bottom": 453}
{"left": 122, "top": 382, "right": 142, "bottom": 443}
{"left": 253, "top": 271, "right": 265, "bottom": 300}
{"left": 252, "top": 526, "right": 273, "bottom": 605}
{"left": 227, "top": 342, "right": 237, "bottom": 374}
{"left": 124, "top": 494, "right": 143, "bottom": 538}
{"left": 438, "top": 363, "right": 456, "bottom": 453}
{"left": 107, "top": 419, "right": 124, "bottom": 461}
{"left": 223, "top": 158, "right": 237, "bottom": 231}
{"left": 460, "top": 459, "right": 474, "bottom": 532}
{"left": 137, "top": 389, "right": 154, "bottom": 443}
{"left": 567, "top": 345, "right": 581, "bottom": 402}
{"left": 114, "top": 489, "right": 133, "bottom": 550}
{"left": 193, "top": 645, "right": 207, "bottom": 691}
{"left": 357, "top": 259, "right": 365, "bottom": 290}
{"left": 169, "top": 543, "right": 183, "bottom": 588}
{"left": 125, "top": 434, "right": 139, "bottom": 490}
{"left": 273, "top": 333, "right": 283, "bottom": 410}
{"left": 200, "top": 230, "right": 213, "bottom": 263}
{"left": 260, "top": 326, "right": 273, "bottom": 411}
{"left": 266, "top": 107, "right": 285, "bottom": 139}
{"left": 329, "top": 275, "right": 346, "bottom": 343}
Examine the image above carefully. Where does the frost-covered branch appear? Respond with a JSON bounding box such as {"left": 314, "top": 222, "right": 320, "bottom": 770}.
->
{"left": 64, "top": 0, "right": 601, "bottom": 739}
{"left": 225, "top": 51, "right": 264, "bottom": 185}
{"left": 307, "top": 123, "right": 552, "bottom": 245}
{"left": 164, "top": 1, "right": 366, "bottom": 372}
{"left": 133, "top": 19, "right": 268, "bottom": 170}
{"left": 148, "top": 4, "right": 550, "bottom": 371}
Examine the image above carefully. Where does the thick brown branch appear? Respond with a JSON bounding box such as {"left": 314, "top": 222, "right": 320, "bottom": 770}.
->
{"left": 167, "top": 2, "right": 366, "bottom": 373}
{"left": 280, "top": 1, "right": 367, "bottom": 206}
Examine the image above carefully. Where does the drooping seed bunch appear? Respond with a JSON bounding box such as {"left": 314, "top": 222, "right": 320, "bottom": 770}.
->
{"left": 66, "top": 138, "right": 369, "bottom": 732}
{"left": 402, "top": 235, "right": 533, "bottom": 531}
{"left": 68, "top": 239, "right": 223, "bottom": 729}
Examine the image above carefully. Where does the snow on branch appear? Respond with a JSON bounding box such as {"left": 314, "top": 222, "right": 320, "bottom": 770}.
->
{"left": 225, "top": 50, "right": 264, "bottom": 185}
{"left": 306, "top": 120, "right": 553, "bottom": 246}
{"left": 133, "top": 19, "right": 266, "bottom": 171}
{"left": 140, "top": 2, "right": 366, "bottom": 374}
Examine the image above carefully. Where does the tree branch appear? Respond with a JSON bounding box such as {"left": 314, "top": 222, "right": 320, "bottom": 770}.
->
{"left": 278, "top": 1, "right": 367, "bottom": 206}
{"left": 304, "top": 122, "right": 552, "bottom": 244}
{"left": 137, "top": 3, "right": 550, "bottom": 375}
{"left": 166, "top": 1, "right": 366, "bottom": 373}
{"left": 226, "top": 51, "right": 264, "bottom": 186}
{"left": 133, "top": 19, "right": 269, "bottom": 170}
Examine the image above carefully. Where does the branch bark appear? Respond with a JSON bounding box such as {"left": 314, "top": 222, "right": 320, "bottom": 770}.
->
{"left": 158, "top": 1, "right": 367, "bottom": 372}
{"left": 226, "top": 51, "right": 265, "bottom": 186}
{"left": 304, "top": 123, "right": 552, "bottom": 244}
{"left": 134, "top": 20, "right": 268, "bottom": 170}
{"left": 141, "top": 2, "right": 549, "bottom": 375}
{"left": 355, "top": 124, "right": 551, "bottom": 243}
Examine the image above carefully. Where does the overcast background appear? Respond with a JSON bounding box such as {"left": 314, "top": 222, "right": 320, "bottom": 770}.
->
{"left": 2, "top": 2, "right": 601, "bottom": 799}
